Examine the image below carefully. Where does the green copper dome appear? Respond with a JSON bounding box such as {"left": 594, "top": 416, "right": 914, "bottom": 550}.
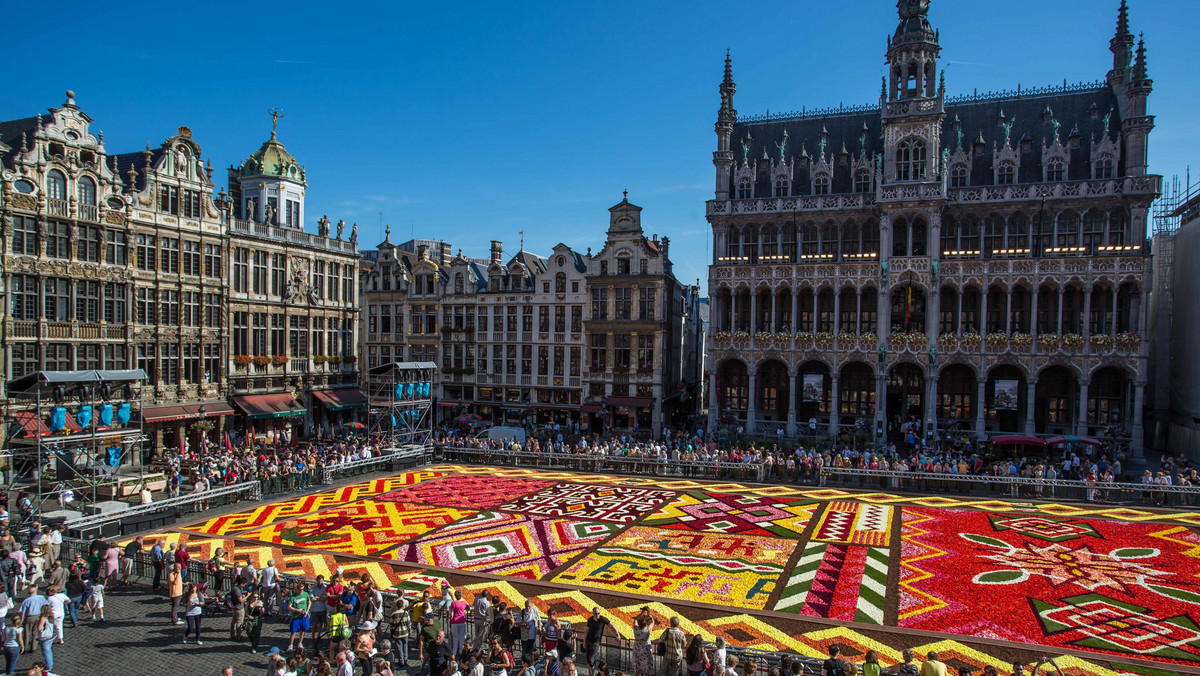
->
{"left": 238, "top": 130, "right": 305, "bottom": 182}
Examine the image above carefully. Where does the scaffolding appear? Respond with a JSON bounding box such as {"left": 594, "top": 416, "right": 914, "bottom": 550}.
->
{"left": 4, "top": 369, "right": 148, "bottom": 512}
{"left": 365, "top": 361, "right": 437, "bottom": 450}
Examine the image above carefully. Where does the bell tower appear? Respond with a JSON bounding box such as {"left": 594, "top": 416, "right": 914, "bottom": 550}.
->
{"left": 881, "top": 0, "right": 945, "bottom": 187}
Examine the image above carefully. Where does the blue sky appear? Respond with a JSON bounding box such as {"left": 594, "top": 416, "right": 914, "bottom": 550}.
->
{"left": 5, "top": 0, "right": 1196, "bottom": 287}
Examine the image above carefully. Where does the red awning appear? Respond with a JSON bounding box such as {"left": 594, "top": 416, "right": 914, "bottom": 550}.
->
{"left": 991, "top": 435, "right": 1046, "bottom": 447}
{"left": 311, "top": 389, "right": 366, "bottom": 411}
{"left": 12, "top": 411, "right": 50, "bottom": 437}
{"left": 533, "top": 404, "right": 579, "bottom": 411}
{"left": 607, "top": 396, "right": 654, "bottom": 408}
{"left": 437, "top": 401, "right": 462, "bottom": 408}
{"left": 142, "top": 402, "right": 235, "bottom": 423}
{"left": 581, "top": 404, "right": 603, "bottom": 413}
{"left": 232, "top": 394, "right": 306, "bottom": 419}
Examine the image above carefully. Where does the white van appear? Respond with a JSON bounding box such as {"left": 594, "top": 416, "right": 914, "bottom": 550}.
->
{"left": 477, "top": 426, "right": 526, "bottom": 445}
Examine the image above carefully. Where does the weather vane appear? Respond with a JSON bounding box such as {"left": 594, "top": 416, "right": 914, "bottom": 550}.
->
{"left": 268, "top": 108, "right": 285, "bottom": 134}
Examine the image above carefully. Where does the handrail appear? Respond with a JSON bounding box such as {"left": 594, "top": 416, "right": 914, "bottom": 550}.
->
{"left": 438, "top": 445, "right": 766, "bottom": 481}
{"left": 819, "top": 467, "right": 1200, "bottom": 495}
{"left": 321, "top": 445, "right": 434, "bottom": 484}
{"left": 62, "top": 480, "right": 261, "bottom": 530}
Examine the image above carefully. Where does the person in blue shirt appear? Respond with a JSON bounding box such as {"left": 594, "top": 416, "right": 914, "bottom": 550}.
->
{"left": 340, "top": 586, "right": 358, "bottom": 617}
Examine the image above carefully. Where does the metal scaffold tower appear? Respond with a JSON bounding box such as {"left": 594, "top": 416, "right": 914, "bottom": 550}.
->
{"left": 3, "top": 369, "right": 148, "bottom": 512}
{"left": 365, "top": 362, "right": 437, "bottom": 451}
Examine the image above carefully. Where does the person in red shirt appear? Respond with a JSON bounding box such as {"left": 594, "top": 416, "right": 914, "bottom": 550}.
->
{"left": 326, "top": 573, "right": 345, "bottom": 611}
{"left": 176, "top": 547, "right": 190, "bottom": 574}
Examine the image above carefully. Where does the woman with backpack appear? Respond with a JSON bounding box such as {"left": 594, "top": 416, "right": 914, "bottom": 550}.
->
{"left": 487, "top": 636, "right": 513, "bottom": 676}
{"left": 390, "top": 597, "right": 412, "bottom": 662}
{"left": 685, "top": 636, "right": 709, "bottom": 676}
{"left": 34, "top": 606, "right": 54, "bottom": 671}
{"left": 210, "top": 548, "right": 230, "bottom": 592}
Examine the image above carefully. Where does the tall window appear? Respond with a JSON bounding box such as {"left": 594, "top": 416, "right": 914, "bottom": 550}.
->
{"left": 159, "top": 237, "right": 179, "bottom": 273}
{"left": 137, "top": 235, "right": 157, "bottom": 271}
{"left": 855, "top": 170, "right": 872, "bottom": 193}
{"left": 554, "top": 306, "right": 566, "bottom": 333}
{"left": 183, "top": 291, "right": 200, "bottom": 327}
{"left": 204, "top": 293, "right": 221, "bottom": 328}
{"left": 45, "top": 344, "right": 70, "bottom": 371}
{"left": 183, "top": 344, "right": 200, "bottom": 384}
{"left": 182, "top": 189, "right": 202, "bottom": 219}
{"left": 813, "top": 173, "right": 830, "bottom": 195}
{"left": 46, "top": 170, "right": 67, "bottom": 202}
{"left": 232, "top": 248, "right": 248, "bottom": 292}
{"left": 12, "top": 344, "right": 38, "bottom": 378}
{"left": 271, "top": 254, "right": 286, "bottom": 296}
{"left": 44, "top": 278, "right": 70, "bottom": 321}
{"left": 614, "top": 287, "right": 632, "bottom": 320}
{"left": 591, "top": 288, "right": 608, "bottom": 320}
{"left": 159, "top": 185, "right": 179, "bottom": 214}
{"left": 1046, "top": 158, "right": 1066, "bottom": 182}
{"left": 589, "top": 334, "right": 607, "bottom": 371}
{"left": 997, "top": 161, "right": 1016, "bottom": 185}
{"left": 271, "top": 315, "right": 286, "bottom": 356}
{"left": 1095, "top": 154, "right": 1115, "bottom": 179}
{"left": 774, "top": 177, "right": 789, "bottom": 197}
{"left": 251, "top": 313, "right": 267, "bottom": 355}
{"left": 204, "top": 344, "right": 220, "bottom": 383}
{"left": 136, "top": 289, "right": 156, "bottom": 324}
{"left": 555, "top": 273, "right": 566, "bottom": 293}
{"left": 737, "top": 180, "right": 751, "bottom": 199}
{"left": 75, "top": 225, "right": 100, "bottom": 262}
{"left": 285, "top": 199, "right": 300, "bottom": 228}
{"left": 46, "top": 221, "right": 70, "bottom": 259}
{"left": 951, "top": 164, "right": 969, "bottom": 188}
{"left": 313, "top": 261, "right": 326, "bottom": 300}
{"left": 12, "top": 216, "right": 37, "bottom": 256}
{"left": 160, "top": 290, "right": 180, "bottom": 326}
{"left": 231, "top": 312, "right": 248, "bottom": 356}
{"left": 104, "top": 283, "right": 127, "bottom": 324}
{"left": 10, "top": 275, "right": 38, "bottom": 320}
{"left": 106, "top": 231, "right": 126, "bottom": 265}
{"left": 75, "top": 281, "right": 100, "bottom": 323}
{"left": 896, "top": 139, "right": 927, "bottom": 181}
{"left": 182, "top": 240, "right": 200, "bottom": 276}
{"left": 77, "top": 176, "right": 96, "bottom": 206}
{"left": 617, "top": 256, "right": 631, "bottom": 275}
{"left": 637, "top": 334, "right": 654, "bottom": 372}
{"left": 639, "top": 287, "right": 655, "bottom": 320}
{"left": 571, "top": 306, "right": 582, "bottom": 332}
{"left": 204, "top": 244, "right": 221, "bottom": 278}
{"left": 613, "top": 334, "right": 631, "bottom": 370}
{"left": 161, "top": 344, "right": 179, "bottom": 385}
{"left": 252, "top": 251, "right": 268, "bottom": 294}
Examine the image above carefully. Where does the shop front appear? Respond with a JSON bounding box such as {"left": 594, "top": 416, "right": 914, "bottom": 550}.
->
{"left": 606, "top": 396, "right": 654, "bottom": 433}
{"left": 141, "top": 401, "right": 235, "bottom": 459}
{"left": 310, "top": 388, "right": 367, "bottom": 437}
{"left": 231, "top": 393, "right": 307, "bottom": 442}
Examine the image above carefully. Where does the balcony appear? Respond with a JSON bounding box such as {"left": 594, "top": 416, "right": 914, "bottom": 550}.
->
{"left": 229, "top": 218, "right": 358, "bottom": 254}
{"left": 79, "top": 204, "right": 99, "bottom": 222}
{"left": 47, "top": 199, "right": 69, "bottom": 217}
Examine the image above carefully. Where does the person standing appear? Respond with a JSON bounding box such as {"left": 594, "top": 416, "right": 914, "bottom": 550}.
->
{"left": 101, "top": 544, "right": 120, "bottom": 585}
{"left": 245, "top": 589, "right": 265, "bottom": 654}
{"left": 584, "top": 607, "right": 610, "bottom": 675}
{"left": 918, "top": 652, "right": 946, "bottom": 676}
{"left": 149, "top": 541, "right": 165, "bottom": 591}
{"left": 45, "top": 528, "right": 61, "bottom": 569}
{"left": 43, "top": 586, "right": 67, "bottom": 646}
{"left": 86, "top": 577, "right": 104, "bottom": 621}
{"left": 448, "top": 590, "right": 469, "bottom": 656}
{"left": 631, "top": 615, "right": 654, "bottom": 676}
{"left": 168, "top": 563, "right": 184, "bottom": 625}
{"left": 260, "top": 560, "right": 280, "bottom": 617}
{"left": 471, "top": 591, "right": 491, "bottom": 649}
{"left": 428, "top": 630, "right": 453, "bottom": 676}
{"left": 120, "top": 536, "right": 142, "bottom": 586}
{"left": 33, "top": 607, "right": 54, "bottom": 672}
{"left": 182, "top": 582, "right": 204, "bottom": 645}
{"left": 63, "top": 572, "right": 84, "bottom": 629}
{"left": 658, "top": 617, "right": 685, "bottom": 676}
{"left": 18, "top": 586, "right": 47, "bottom": 650}
{"left": 2, "top": 610, "right": 21, "bottom": 675}
{"left": 286, "top": 582, "right": 311, "bottom": 653}
{"left": 43, "top": 563, "right": 65, "bottom": 597}
{"left": 0, "top": 553, "right": 15, "bottom": 601}
{"left": 308, "top": 575, "right": 328, "bottom": 643}
{"left": 228, "top": 583, "right": 246, "bottom": 642}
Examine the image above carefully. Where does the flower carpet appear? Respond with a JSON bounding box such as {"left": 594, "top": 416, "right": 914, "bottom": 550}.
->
{"left": 136, "top": 464, "right": 1200, "bottom": 673}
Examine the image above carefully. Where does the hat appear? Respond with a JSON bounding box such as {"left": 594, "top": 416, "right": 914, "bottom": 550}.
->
{"left": 266, "top": 646, "right": 281, "bottom": 657}
{"left": 548, "top": 650, "right": 559, "bottom": 659}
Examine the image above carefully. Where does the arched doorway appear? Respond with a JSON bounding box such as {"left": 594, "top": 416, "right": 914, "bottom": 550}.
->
{"left": 838, "top": 361, "right": 876, "bottom": 425}
{"left": 985, "top": 365, "right": 1027, "bottom": 433}
{"left": 718, "top": 360, "right": 749, "bottom": 424}
{"left": 937, "top": 364, "right": 976, "bottom": 432}
{"left": 1089, "top": 366, "right": 1132, "bottom": 432}
{"left": 796, "top": 360, "right": 831, "bottom": 431}
{"left": 756, "top": 360, "right": 789, "bottom": 425}
{"left": 1036, "top": 365, "right": 1078, "bottom": 434}
{"left": 887, "top": 362, "right": 925, "bottom": 440}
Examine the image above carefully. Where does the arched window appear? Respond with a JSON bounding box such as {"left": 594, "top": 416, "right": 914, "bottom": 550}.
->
{"left": 813, "top": 173, "right": 830, "bottom": 195}
{"left": 77, "top": 176, "right": 96, "bottom": 205}
{"left": 984, "top": 214, "right": 1004, "bottom": 256}
{"left": 726, "top": 228, "right": 741, "bottom": 262}
{"left": 1082, "top": 210, "right": 1105, "bottom": 249}
{"left": 1055, "top": 211, "right": 1080, "bottom": 248}
{"left": 895, "top": 139, "right": 926, "bottom": 181}
{"left": 737, "top": 179, "right": 752, "bottom": 199}
{"left": 46, "top": 170, "right": 67, "bottom": 201}
{"left": 800, "top": 223, "right": 819, "bottom": 257}
{"left": 1095, "top": 154, "right": 1115, "bottom": 179}
{"left": 911, "top": 218, "right": 927, "bottom": 256}
{"left": 997, "top": 161, "right": 1016, "bottom": 185}
{"left": 774, "top": 177, "right": 789, "bottom": 197}
{"left": 761, "top": 226, "right": 778, "bottom": 260}
{"left": 555, "top": 272, "right": 566, "bottom": 293}
{"left": 1046, "top": 158, "right": 1065, "bottom": 182}
{"left": 950, "top": 164, "right": 969, "bottom": 188}
{"left": 855, "top": 170, "right": 872, "bottom": 193}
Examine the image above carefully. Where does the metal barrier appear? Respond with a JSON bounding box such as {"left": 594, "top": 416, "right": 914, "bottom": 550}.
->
{"left": 437, "top": 446, "right": 766, "bottom": 482}
{"left": 62, "top": 481, "right": 261, "bottom": 531}
{"left": 819, "top": 467, "right": 1200, "bottom": 505}
{"left": 321, "top": 445, "right": 434, "bottom": 484}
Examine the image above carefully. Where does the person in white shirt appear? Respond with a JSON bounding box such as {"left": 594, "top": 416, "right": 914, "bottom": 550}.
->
{"left": 45, "top": 584, "right": 69, "bottom": 644}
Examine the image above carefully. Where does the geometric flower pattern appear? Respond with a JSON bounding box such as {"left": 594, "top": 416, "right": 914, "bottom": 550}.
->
{"left": 1033, "top": 593, "right": 1200, "bottom": 662}
{"left": 500, "top": 483, "right": 675, "bottom": 523}
{"left": 398, "top": 511, "right": 620, "bottom": 579}
{"left": 987, "top": 515, "right": 1101, "bottom": 543}
{"left": 811, "top": 501, "right": 893, "bottom": 546}
{"left": 374, "top": 474, "right": 558, "bottom": 510}
{"left": 642, "top": 492, "right": 817, "bottom": 538}
{"left": 238, "top": 500, "right": 472, "bottom": 556}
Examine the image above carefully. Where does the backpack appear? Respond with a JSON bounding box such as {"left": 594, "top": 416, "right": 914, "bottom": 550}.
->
{"left": 826, "top": 659, "right": 846, "bottom": 676}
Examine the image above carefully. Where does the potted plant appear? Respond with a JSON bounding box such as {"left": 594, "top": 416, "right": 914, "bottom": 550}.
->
{"left": 233, "top": 354, "right": 253, "bottom": 368}
{"left": 1115, "top": 332, "right": 1140, "bottom": 350}
{"left": 754, "top": 331, "right": 773, "bottom": 344}
{"left": 858, "top": 332, "right": 877, "bottom": 350}
{"left": 732, "top": 330, "right": 751, "bottom": 344}
{"left": 960, "top": 330, "right": 982, "bottom": 348}
{"left": 253, "top": 355, "right": 270, "bottom": 367}
{"left": 342, "top": 354, "right": 357, "bottom": 363}
{"left": 794, "top": 331, "right": 815, "bottom": 349}
{"left": 190, "top": 420, "right": 215, "bottom": 434}
{"left": 814, "top": 331, "right": 834, "bottom": 349}
{"left": 939, "top": 333, "right": 959, "bottom": 350}
{"left": 1062, "top": 333, "right": 1085, "bottom": 349}
{"left": 271, "top": 354, "right": 289, "bottom": 366}
{"left": 837, "top": 330, "right": 857, "bottom": 346}
{"left": 1010, "top": 332, "right": 1032, "bottom": 348}
{"left": 985, "top": 333, "right": 1008, "bottom": 350}
{"left": 714, "top": 331, "right": 733, "bottom": 344}
{"left": 1037, "top": 333, "right": 1060, "bottom": 350}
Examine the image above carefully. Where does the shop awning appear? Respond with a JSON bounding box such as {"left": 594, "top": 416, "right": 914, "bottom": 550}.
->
{"left": 607, "top": 396, "right": 654, "bottom": 408}
{"left": 437, "top": 401, "right": 463, "bottom": 408}
{"left": 311, "top": 389, "right": 367, "bottom": 411}
{"left": 533, "top": 404, "right": 579, "bottom": 411}
{"left": 11, "top": 411, "right": 51, "bottom": 437}
{"left": 232, "top": 394, "right": 306, "bottom": 419}
{"left": 141, "top": 402, "right": 235, "bottom": 423}
{"left": 991, "top": 435, "right": 1046, "bottom": 447}
{"left": 581, "top": 404, "right": 603, "bottom": 413}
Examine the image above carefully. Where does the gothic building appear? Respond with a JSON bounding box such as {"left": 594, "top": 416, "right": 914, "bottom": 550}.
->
{"left": 705, "top": 0, "right": 1160, "bottom": 459}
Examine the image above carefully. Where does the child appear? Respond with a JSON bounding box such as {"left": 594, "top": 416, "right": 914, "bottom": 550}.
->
{"left": 88, "top": 578, "right": 105, "bottom": 621}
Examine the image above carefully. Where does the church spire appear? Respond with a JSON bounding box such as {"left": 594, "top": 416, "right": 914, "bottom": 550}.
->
{"left": 1116, "top": 0, "right": 1131, "bottom": 39}
{"left": 1133, "top": 33, "right": 1148, "bottom": 81}
{"left": 1109, "top": 0, "right": 1135, "bottom": 74}
{"left": 713, "top": 50, "right": 737, "bottom": 201}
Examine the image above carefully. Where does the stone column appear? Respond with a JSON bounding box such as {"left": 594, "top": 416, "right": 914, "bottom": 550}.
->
{"left": 833, "top": 290, "right": 842, "bottom": 333}
{"left": 875, "top": 373, "right": 887, "bottom": 439}
{"left": 1057, "top": 288, "right": 1066, "bottom": 334}
{"left": 746, "top": 370, "right": 758, "bottom": 434}
{"left": 786, "top": 373, "right": 797, "bottom": 436}
{"left": 791, "top": 289, "right": 800, "bottom": 334}
{"left": 980, "top": 291, "right": 989, "bottom": 335}
{"left": 1081, "top": 287, "right": 1092, "bottom": 338}
{"left": 812, "top": 291, "right": 819, "bottom": 333}
{"left": 707, "top": 369, "right": 719, "bottom": 434}
{"left": 771, "top": 289, "right": 779, "bottom": 332}
{"left": 1025, "top": 380, "right": 1038, "bottom": 434}
{"left": 926, "top": 287, "right": 940, "bottom": 340}
{"left": 856, "top": 290, "right": 863, "bottom": 334}
{"left": 1030, "top": 289, "right": 1040, "bottom": 337}
{"left": 1077, "top": 379, "right": 1090, "bottom": 437}
{"left": 750, "top": 291, "right": 759, "bottom": 334}
{"left": 829, "top": 374, "right": 841, "bottom": 435}
{"left": 975, "top": 378, "right": 987, "bottom": 436}
{"left": 1005, "top": 290, "right": 1013, "bottom": 334}
{"left": 1130, "top": 381, "right": 1146, "bottom": 464}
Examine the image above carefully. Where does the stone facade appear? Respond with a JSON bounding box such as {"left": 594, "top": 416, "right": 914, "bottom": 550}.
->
{"left": 705, "top": 1, "right": 1160, "bottom": 460}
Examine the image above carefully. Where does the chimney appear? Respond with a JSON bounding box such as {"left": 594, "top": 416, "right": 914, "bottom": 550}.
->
{"left": 440, "top": 241, "right": 451, "bottom": 266}
{"left": 661, "top": 236, "right": 670, "bottom": 260}
{"left": 418, "top": 244, "right": 429, "bottom": 261}
{"left": 490, "top": 240, "right": 503, "bottom": 265}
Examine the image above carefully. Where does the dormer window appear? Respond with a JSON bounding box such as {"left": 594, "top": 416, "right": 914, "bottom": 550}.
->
{"left": 774, "top": 177, "right": 789, "bottom": 197}
{"left": 855, "top": 170, "right": 872, "bottom": 193}
{"left": 1095, "top": 154, "right": 1115, "bottom": 179}
{"left": 490, "top": 276, "right": 500, "bottom": 292}
{"left": 997, "top": 161, "right": 1016, "bottom": 185}
{"left": 813, "top": 173, "right": 830, "bottom": 195}
{"left": 737, "top": 179, "right": 752, "bottom": 199}
{"left": 1046, "top": 158, "right": 1065, "bottom": 182}
{"left": 951, "top": 164, "right": 969, "bottom": 188}
{"left": 896, "top": 139, "right": 927, "bottom": 181}
{"left": 617, "top": 255, "right": 631, "bottom": 275}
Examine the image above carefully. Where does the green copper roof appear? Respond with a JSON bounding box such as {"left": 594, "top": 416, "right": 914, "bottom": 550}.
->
{"left": 238, "top": 131, "right": 305, "bottom": 182}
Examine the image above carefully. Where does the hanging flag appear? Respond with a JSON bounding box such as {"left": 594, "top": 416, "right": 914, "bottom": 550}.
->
{"left": 179, "top": 433, "right": 186, "bottom": 457}
{"left": 904, "top": 285, "right": 913, "bottom": 331}
{"left": 224, "top": 431, "right": 235, "bottom": 454}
